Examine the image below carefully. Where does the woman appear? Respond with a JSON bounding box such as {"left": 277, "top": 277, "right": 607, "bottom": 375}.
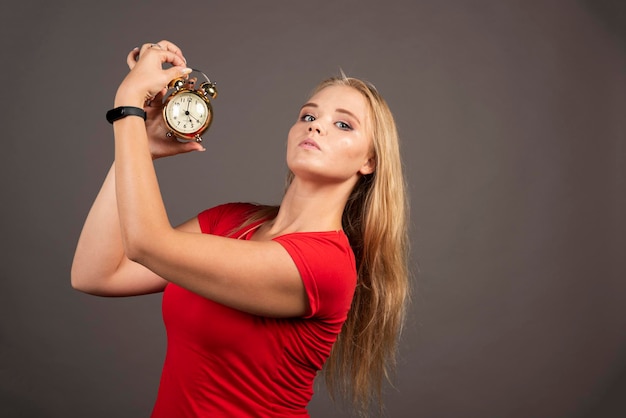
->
{"left": 72, "top": 40, "right": 409, "bottom": 417}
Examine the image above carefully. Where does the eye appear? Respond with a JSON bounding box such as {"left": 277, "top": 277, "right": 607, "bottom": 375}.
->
{"left": 301, "top": 114, "right": 315, "bottom": 122}
{"left": 336, "top": 121, "right": 352, "bottom": 130}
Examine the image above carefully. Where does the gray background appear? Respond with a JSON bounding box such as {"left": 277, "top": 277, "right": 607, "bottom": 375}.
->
{"left": 1, "top": 1, "right": 624, "bottom": 417}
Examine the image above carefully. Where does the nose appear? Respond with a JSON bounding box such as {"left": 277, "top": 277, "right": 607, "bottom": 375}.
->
{"left": 308, "top": 121, "right": 323, "bottom": 135}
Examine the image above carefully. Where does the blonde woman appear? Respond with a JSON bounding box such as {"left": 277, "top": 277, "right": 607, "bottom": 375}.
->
{"left": 72, "top": 40, "right": 409, "bottom": 417}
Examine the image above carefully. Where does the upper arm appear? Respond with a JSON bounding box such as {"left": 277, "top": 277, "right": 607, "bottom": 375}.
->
{"left": 86, "top": 217, "right": 202, "bottom": 297}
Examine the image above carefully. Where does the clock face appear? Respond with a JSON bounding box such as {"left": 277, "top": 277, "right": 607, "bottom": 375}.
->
{"left": 164, "top": 91, "right": 210, "bottom": 135}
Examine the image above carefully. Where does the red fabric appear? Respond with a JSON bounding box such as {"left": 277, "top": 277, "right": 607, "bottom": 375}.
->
{"left": 150, "top": 203, "right": 357, "bottom": 417}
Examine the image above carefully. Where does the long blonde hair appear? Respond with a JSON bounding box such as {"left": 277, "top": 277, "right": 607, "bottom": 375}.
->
{"left": 316, "top": 76, "right": 409, "bottom": 415}
{"left": 237, "top": 76, "right": 410, "bottom": 415}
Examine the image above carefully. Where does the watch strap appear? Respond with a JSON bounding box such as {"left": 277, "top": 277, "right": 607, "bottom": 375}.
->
{"left": 106, "top": 106, "right": 147, "bottom": 124}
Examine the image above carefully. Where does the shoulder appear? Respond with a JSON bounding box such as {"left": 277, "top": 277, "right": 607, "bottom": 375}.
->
{"left": 273, "top": 232, "right": 357, "bottom": 320}
{"left": 197, "top": 202, "right": 260, "bottom": 236}
{"left": 273, "top": 232, "right": 355, "bottom": 269}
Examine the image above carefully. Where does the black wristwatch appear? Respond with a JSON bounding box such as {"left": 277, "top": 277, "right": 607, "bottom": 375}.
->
{"left": 106, "top": 106, "right": 147, "bottom": 124}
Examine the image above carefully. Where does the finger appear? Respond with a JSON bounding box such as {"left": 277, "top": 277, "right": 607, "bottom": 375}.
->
{"left": 127, "top": 47, "right": 139, "bottom": 69}
{"left": 135, "top": 42, "right": 166, "bottom": 63}
{"left": 138, "top": 41, "right": 187, "bottom": 66}
{"left": 155, "top": 40, "right": 186, "bottom": 64}
{"left": 136, "top": 43, "right": 156, "bottom": 61}
{"left": 158, "top": 48, "right": 187, "bottom": 68}
{"left": 165, "top": 66, "right": 193, "bottom": 83}
{"left": 153, "top": 90, "right": 165, "bottom": 102}
{"left": 138, "top": 45, "right": 187, "bottom": 68}
{"left": 164, "top": 139, "right": 206, "bottom": 155}
{"left": 182, "top": 141, "right": 206, "bottom": 153}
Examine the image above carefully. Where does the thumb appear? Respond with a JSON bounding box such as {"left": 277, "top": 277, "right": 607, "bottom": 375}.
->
{"left": 126, "top": 47, "right": 139, "bottom": 70}
{"left": 179, "top": 140, "right": 206, "bottom": 153}
{"left": 167, "top": 66, "right": 193, "bottom": 84}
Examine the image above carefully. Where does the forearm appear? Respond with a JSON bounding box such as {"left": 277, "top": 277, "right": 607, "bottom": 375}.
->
{"left": 71, "top": 163, "right": 126, "bottom": 290}
{"left": 113, "top": 116, "right": 172, "bottom": 262}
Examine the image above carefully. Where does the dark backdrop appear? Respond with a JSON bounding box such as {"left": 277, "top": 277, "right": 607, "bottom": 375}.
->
{"left": 0, "top": 1, "right": 624, "bottom": 417}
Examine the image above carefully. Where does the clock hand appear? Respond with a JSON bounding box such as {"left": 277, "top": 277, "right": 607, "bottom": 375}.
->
{"left": 187, "top": 112, "right": 200, "bottom": 123}
{"left": 181, "top": 106, "right": 198, "bottom": 124}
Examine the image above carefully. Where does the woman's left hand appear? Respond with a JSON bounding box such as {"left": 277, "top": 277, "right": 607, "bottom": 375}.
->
{"left": 142, "top": 89, "right": 206, "bottom": 159}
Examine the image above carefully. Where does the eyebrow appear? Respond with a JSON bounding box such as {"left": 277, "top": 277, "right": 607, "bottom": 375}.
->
{"left": 300, "top": 103, "right": 361, "bottom": 125}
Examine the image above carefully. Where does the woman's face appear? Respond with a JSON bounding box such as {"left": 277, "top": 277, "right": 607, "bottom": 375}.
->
{"left": 286, "top": 85, "right": 375, "bottom": 185}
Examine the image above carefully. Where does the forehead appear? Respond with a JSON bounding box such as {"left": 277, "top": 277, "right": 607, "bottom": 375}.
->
{"left": 307, "top": 85, "right": 370, "bottom": 119}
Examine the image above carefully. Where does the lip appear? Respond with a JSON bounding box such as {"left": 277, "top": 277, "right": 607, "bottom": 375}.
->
{"left": 298, "top": 138, "right": 320, "bottom": 150}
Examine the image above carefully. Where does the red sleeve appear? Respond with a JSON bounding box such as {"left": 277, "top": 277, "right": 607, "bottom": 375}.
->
{"left": 198, "top": 204, "right": 357, "bottom": 321}
{"left": 273, "top": 232, "right": 357, "bottom": 321}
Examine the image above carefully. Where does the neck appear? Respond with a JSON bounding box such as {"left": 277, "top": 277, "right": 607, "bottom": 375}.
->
{"left": 265, "top": 176, "right": 357, "bottom": 236}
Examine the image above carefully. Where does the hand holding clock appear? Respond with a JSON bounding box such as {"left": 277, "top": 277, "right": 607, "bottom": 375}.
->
{"left": 116, "top": 41, "right": 205, "bottom": 158}
{"left": 118, "top": 40, "right": 191, "bottom": 107}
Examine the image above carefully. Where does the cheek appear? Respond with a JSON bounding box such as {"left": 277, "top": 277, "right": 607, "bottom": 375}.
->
{"left": 338, "top": 136, "right": 371, "bottom": 161}
{"left": 287, "top": 124, "right": 300, "bottom": 144}
{"left": 285, "top": 125, "right": 302, "bottom": 159}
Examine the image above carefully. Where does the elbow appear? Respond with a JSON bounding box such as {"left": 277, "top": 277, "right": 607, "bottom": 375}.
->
{"left": 119, "top": 217, "right": 171, "bottom": 266}
{"left": 70, "top": 256, "right": 111, "bottom": 296}
{"left": 124, "top": 247, "right": 145, "bottom": 265}
{"left": 70, "top": 262, "right": 93, "bottom": 293}
{"left": 70, "top": 276, "right": 82, "bottom": 292}
{"left": 120, "top": 230, "right": 151, "bottom": 266}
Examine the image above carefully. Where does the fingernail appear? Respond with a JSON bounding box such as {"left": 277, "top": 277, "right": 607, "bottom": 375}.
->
{"left": 181, "top": 67, "right": 193, "bottom": 75}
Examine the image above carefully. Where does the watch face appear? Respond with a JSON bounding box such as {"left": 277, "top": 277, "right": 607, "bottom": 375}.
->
{"left": 164, "top": 91, "right": 211, "bottom": 135}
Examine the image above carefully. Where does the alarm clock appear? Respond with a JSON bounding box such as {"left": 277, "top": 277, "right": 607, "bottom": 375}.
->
{"left": 163, "top": 69, "right": 217, "bottom": 143}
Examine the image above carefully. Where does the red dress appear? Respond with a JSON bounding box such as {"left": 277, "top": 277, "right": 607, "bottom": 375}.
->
{"left": 150, "top": 203, "right": 357, "bottom": 417}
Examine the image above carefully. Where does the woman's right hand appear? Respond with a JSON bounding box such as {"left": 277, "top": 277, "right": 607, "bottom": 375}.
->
{"left": 124, "top": 42, "right": 206, "bottom": 159}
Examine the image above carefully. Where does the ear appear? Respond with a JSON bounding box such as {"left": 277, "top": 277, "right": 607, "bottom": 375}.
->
{"left": 359, "top": 155, "right": 376, "bottom": 176}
